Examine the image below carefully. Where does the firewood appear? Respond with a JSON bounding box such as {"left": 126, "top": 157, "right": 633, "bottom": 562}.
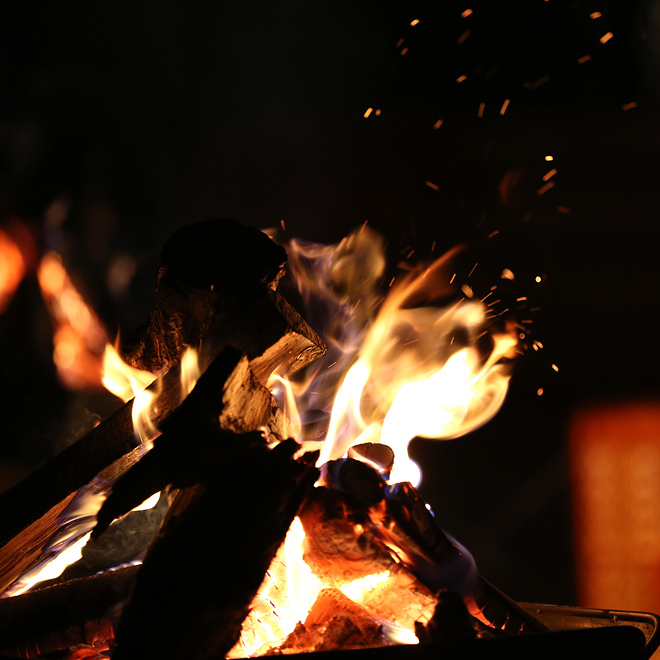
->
{"left": 0, "top": 348, "right": 285, "bottom": 595}
{"left": 121, "top": 218, "right": 326, "bottom": 383}
{"left": 0, "top": 565, "right": 138, "bottom": 657}
{"left": 110, "top": 438, "right": 319, "bottom": 660}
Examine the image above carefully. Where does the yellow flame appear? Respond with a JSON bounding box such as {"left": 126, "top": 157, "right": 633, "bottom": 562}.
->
{"left": 287, "top": 231, "right": 517, "bottom": 486}
{"left": 102, "top": 343, "right": 156, "bottom": 403}
{"left": 37, "top": 252, "right": 107, "bottom": 389}
{"left": 180, "top": 346, "right": 200, "bottom": 398}
{"left": 339, "top": 570, "right": 390, "bottom": 600}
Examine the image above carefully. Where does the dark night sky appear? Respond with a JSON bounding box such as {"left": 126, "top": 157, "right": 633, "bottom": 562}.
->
{"left": 1, "top": 0, "right": 660, "bottom": 607}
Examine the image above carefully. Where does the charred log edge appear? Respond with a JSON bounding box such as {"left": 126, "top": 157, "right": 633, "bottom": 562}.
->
{"left": 93, "top": 351, "right": 287, "bottom": 538}
{"left": 0, "top": 565, "right": 139, "bottom": 653}
{"left": 110, "top": 442, "right": 320, "bottom": 660}
{"left": 160, "top": 219, "right": 288, "bottom": 291}
{"left": 0, "top": 348, "right": 284, "bottom": 595}
{"left": 382, "top": 482, "right": 547, "bottom": 634}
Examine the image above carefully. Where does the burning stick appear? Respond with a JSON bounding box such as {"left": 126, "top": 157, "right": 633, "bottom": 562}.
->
{"left": 110, "top": 438, "right": 319, "bottom": 660}
{"left": 0, "top": 566, "right": 139, "bottom": 657}
{"left": 0, "top": 218, "right": 329, "bottom": 596}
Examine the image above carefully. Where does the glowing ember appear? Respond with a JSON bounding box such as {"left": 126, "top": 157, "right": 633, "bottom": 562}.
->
{"left": 0, "top": 229, "right": 27, "bottom": 315}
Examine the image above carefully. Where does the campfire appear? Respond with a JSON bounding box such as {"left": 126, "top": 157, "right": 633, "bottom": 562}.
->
{"left": 0, "top": 219, "right": 656, "bottom": 659}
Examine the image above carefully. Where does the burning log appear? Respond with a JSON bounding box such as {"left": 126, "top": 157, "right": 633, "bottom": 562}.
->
{"left": 0, "top": 348, "right": 286, "bottom": 595}
{"left": 110, "top": 437, "right": 319, "bottom": 660}
{"left": 0, "top": 217, "right": 326, "bottom": 596}
{"left": 0, "top": 565, "right": 139, "bottom": 657}
{"left": 122, "top": 218, "right": 326, "bottom": 384}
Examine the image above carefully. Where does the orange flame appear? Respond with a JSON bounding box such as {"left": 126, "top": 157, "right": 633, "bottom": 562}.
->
{"left": 37, "top": 252, "right": 107, "bottom": 389}
{"left": 283, "top": 229, "right": 517, "bottom": 486}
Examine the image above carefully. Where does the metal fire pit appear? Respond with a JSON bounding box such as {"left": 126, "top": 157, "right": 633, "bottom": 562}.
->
{"left": 268, "top": 604, "right": 659, "bottom": 660}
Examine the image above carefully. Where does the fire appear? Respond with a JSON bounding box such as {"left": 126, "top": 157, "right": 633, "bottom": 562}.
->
{"left": 282, "top": 228, "right": 518, "bottom": 486}
{"left": 37, "top": 252, "right": 107, "bottom": 389}
{"left": 0, "top": 228, "right": 27, "bottom": 314}
{"left": 339, "top": 570, "right": 391, "bottom": 600}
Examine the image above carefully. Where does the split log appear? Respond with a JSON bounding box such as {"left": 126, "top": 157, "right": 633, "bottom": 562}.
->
{"left": 0, "top": 565, "right": 139, "bottom": 658}
{"left": 0, "top": 218, "right": 326, "bottom": 595}
{"left": 110, "top": 438, "right": 319, "bottom": 660}
{"left": 122, "top": 219, "right": 326, "bottom": 383}
{"left": 0, "top": 348, "right": 284, "bottom": 595}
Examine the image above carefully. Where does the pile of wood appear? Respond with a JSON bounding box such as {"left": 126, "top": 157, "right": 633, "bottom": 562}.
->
{"left": 0, "top": 220, "right": 544, "bottom": 660}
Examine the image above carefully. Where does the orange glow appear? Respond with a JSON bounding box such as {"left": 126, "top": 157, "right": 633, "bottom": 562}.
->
{"left": 433, "top": 119, "right": 444, "bottom": 129}
{"left": 537, "top": 181, "right": 555, "bottom": 196}
{"left": 364, "top": 107, "right": 373, "bottom": 118}
{"left": 478, "top": 102, "right": 485, "bottom": 118}
{"left": 425, "top": 181, "right": 439, "bottom": 190}
{"left": 578, "top": 55, "right": 592, "bottom": 64}
{"left": 499, "top": 99, "right": 510, "bottom": 115}
{"left": 590, "top": 11, "right": 602, "bottom": 18}
{"left": 461, "top": 8, "right": 473, "bottom": 17}
{"left": 456, "top": 75, "right": 467, "bottom": 83}
{"left": 622, "top": 102, "right": 637, "bottom": 111}
{"left": 600, "top": 32, "right": 613, "bottom": 44}
{"left": 401, "top": 47, "right": 409, "bottom": 55}
{"left": 543, "top": 168, "right": 557, "bottom": 181}
{"left": 410, "top": 19, "right": 419, "bottom": 26}
{"left": 37, "top": 252, "right": 107, "bottom": 389}
{"left": 0, "top": 229, "right": 26, "bottom": 314}
{"left": 339, "top": 571, "right": 390, "bottom": 600}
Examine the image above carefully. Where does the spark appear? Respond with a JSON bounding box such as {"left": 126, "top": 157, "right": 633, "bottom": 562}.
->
{"left": 401, "top": 47, "right": 409, "bottom": 55}
{"left": 535, "top": 341, "right": 544, "bottom": 349}
{"left": 396, "top": 38, "right": 405, "bottom": 47}
{"left": 478, "top": 102, "right": 485, "bottom": 118}
{"left": 517, "top": 297, "right": 527, "bottom": 301}
{"left": 458, "top": 30, "right": 471, "bottom": 44}
{"left": 461, "top": 9, "right": 473, "bottom": 17}
{"left": 486, "top": 299, "right": 501, "bottom": 307}
{"left": 434, "top": 119, "right": 444, "bottom": 129}
{"left": 364, "top": 108, "right": 373, "bottom": 118}
{"left": 410, "top": 19, "right": 419, "bottom": 26}
{"left": 469, "top": 262, "right": 478, "bottom": 277}
{"left": 543, "top": 168, "right": 557, "bottom": 181}
{"left": 501, "top": 268, "right": 515, "bottom": 280}
{"left": 526, "top": 75, "right": 550, "bottom": 89}
{"left": 450, "top": 273, "right": 456, "bottom": 284}
{"left": 552, "top": 364, "right": 559, "bottom": 372}
{"left": 557, "top": 206, "right": 571, "bottom": 214}
{"left": 389, "top": 277, "right": 396, "bottom": 287}
{"left": 407, "top": 250, "right": 415, "bottom": 259}
{"left": 545, "top": 155, "right": 554, "bottom": 161}
{"left": 522, "top": 319, "right": 533, "bottom": 324}
{"left": 489, "top": 230, "right": 500, "bottom": 238}
{"left": 426, "top": 181, "right": 440, "bottom": 190}
{"left": 461, "top": 284, "right": 474, "bottom": 298}
{"left": 578, "top": 55, "right": 592, "bottom": 64}
{"left": 500, "top": 99, "right": 510, "bottom": 115}
{"left": 600, "top": 32, "right": 613, "bottom": 44}
{"left": 280, "top": 219, "right": 286, "bottom": 231}
{"left": 481, "top": 292, "right": 493, "bottom": 302}
{"left": 519, "top": 333, "right": 525, "bottom": 339}
{"left": 399, "top": 245, "right": 412, "bottom": 254}
{"left": 590, "top": 11, "right": 602, "bottom": 18}
{"left": 375, "top": 109, "right": 382, "bottom": 116}
{"left": 622, "top": 102, "right": 637, "bottom": 111}
{"left": 537, "top": 181, "right": 555, "bottom": 195}
{"left": 456, "top": 75, "right": 467, "bottom": 83}
{"left": 431, "top": 240, "right": 436, "bottom": 252}
{"left": 537, "top": 388, "right": 544, "bottom": 396}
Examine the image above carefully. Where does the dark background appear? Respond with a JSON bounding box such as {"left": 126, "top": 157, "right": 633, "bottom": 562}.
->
{"left": 1, "top": 0, "right": 659, "bottom": 608}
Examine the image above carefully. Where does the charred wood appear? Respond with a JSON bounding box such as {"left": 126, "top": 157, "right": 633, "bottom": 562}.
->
{"left": 121, "top": 219, "right": 326, "bottom": 383}
{"left": 0, "top": 348, "right": 284, "bottom": 595}
{"left": 110, "top": 438, "right": 319, "bottom": 660}
{"left": 0, "top": 565, "right": 138, "bottom": 658}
